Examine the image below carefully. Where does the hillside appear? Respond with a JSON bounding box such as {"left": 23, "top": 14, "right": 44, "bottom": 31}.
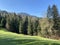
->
{"left": 0, "top": 29, "right": 60, "bottom": 45}
{"left": 0, "top": 10, "right": 60, "bottom": 39}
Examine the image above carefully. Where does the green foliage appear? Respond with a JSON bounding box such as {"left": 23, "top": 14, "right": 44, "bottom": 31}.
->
{"left": 1, "top": 17, "right": 6, "bottom": 27}
{"left": 19, "top": 19, "right": 23, "bottom": 34}
{"left": 37, "top": 19, "right": 41, "bottom": 36}
{"left": 22, "top": 16, "right": 28, "bottom": 34}
{"left": 27, "top": 17, "right": 32, "bottom": 35}
{"left": 52, "top": 5, "right": 59, "bottom": 30}
{"left": 47, "top": 5, "right": 60, "bottom": 37}
{"left": 0, "top": 4, "right": 60, "bottom": 39}
{"left": 6, "top": 13, "right": 20, "bottom": 33}
{"left": 47, "top": 5, "right": 52, "bottom": 18}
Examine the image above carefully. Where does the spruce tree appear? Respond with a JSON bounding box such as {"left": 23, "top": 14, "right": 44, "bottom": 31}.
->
{"left": 22, "top": 16, "right": 28, "bottom": 35}
{"left": 52, "top": 5, "right": 59, "bottom": 30}
{"left": 27, "top": 17, "right": 31, "bottom": 35}
{"left": 47, "top": 5, "right": 52, "bottom": 18}
{"left": 37, "top": 19, "right": 41, "bottom": 36}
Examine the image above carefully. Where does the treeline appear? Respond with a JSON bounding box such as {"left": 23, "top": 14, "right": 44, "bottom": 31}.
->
{"left": 0, "top": 11, "right": 41, "bottom": 36}
{"left": 0, "top": 5, "right": 60, "bottom": 39}
{"left": 47, "top": 5, "right": 60, "bottom": 39}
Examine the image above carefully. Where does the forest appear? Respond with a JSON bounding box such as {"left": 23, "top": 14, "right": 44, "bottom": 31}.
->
{"left": 0, "top": 5, "right": 60, "bottom": 39}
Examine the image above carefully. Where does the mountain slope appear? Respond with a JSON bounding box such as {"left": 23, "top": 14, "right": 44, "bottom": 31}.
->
{"left": 0, "top": 29, "right": 60, "bottom": 45}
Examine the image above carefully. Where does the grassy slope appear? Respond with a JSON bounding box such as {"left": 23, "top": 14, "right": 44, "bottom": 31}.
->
{"left": 0, "top": 29, "right": 60, "bottom": 45}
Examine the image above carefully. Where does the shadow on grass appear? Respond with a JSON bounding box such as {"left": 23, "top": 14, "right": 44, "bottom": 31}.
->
{"left": 0, "top": 38, "right": 60, "bottom": 45}
{"left": 0, "top": 38, "right": 37, "bottom": 45}
{"left": 51, "top": 43, "right": 60, "bottom": 45}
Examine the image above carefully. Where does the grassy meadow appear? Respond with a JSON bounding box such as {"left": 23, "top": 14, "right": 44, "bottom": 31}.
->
{"left": 0, "top": 29, "right": 60, "bottom": 45}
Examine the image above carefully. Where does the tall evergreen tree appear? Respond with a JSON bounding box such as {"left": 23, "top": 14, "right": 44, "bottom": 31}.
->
{"left": 6, "top": 13, "right": 20, "bottom": 33}
{"left": 1, "top": 17, "right": 6, "bottom": 28}
{"left": 52, "top": 5, "right": 59, "bottom": 30}
{"left": 33, "top": 19, "right": 39, "bottom": 35}
{"left": 19, "top": 17, "right": 23, "bottom": 34}
{"left": 22, "top": 16, "right": 28, "bottom": 35}
{"left": 27, "top": 17, "right": 31, "bottom": 35}
{"left": 47, "top": 5, "right": 52, "bottom": 18}
{"left": 30, "top": 21, "right": 34, "bottom": 35}
{"left": 37, "top": 19, "right": 41, "bottom": 36}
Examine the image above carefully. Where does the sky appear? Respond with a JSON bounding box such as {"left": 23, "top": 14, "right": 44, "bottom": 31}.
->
{"left": 0, "top": 0, "right": 60, "bottom": 17}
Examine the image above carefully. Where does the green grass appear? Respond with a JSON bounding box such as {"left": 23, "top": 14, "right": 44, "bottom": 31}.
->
{"left": 0, "top": 29, "right": 60, "bottom": 45}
